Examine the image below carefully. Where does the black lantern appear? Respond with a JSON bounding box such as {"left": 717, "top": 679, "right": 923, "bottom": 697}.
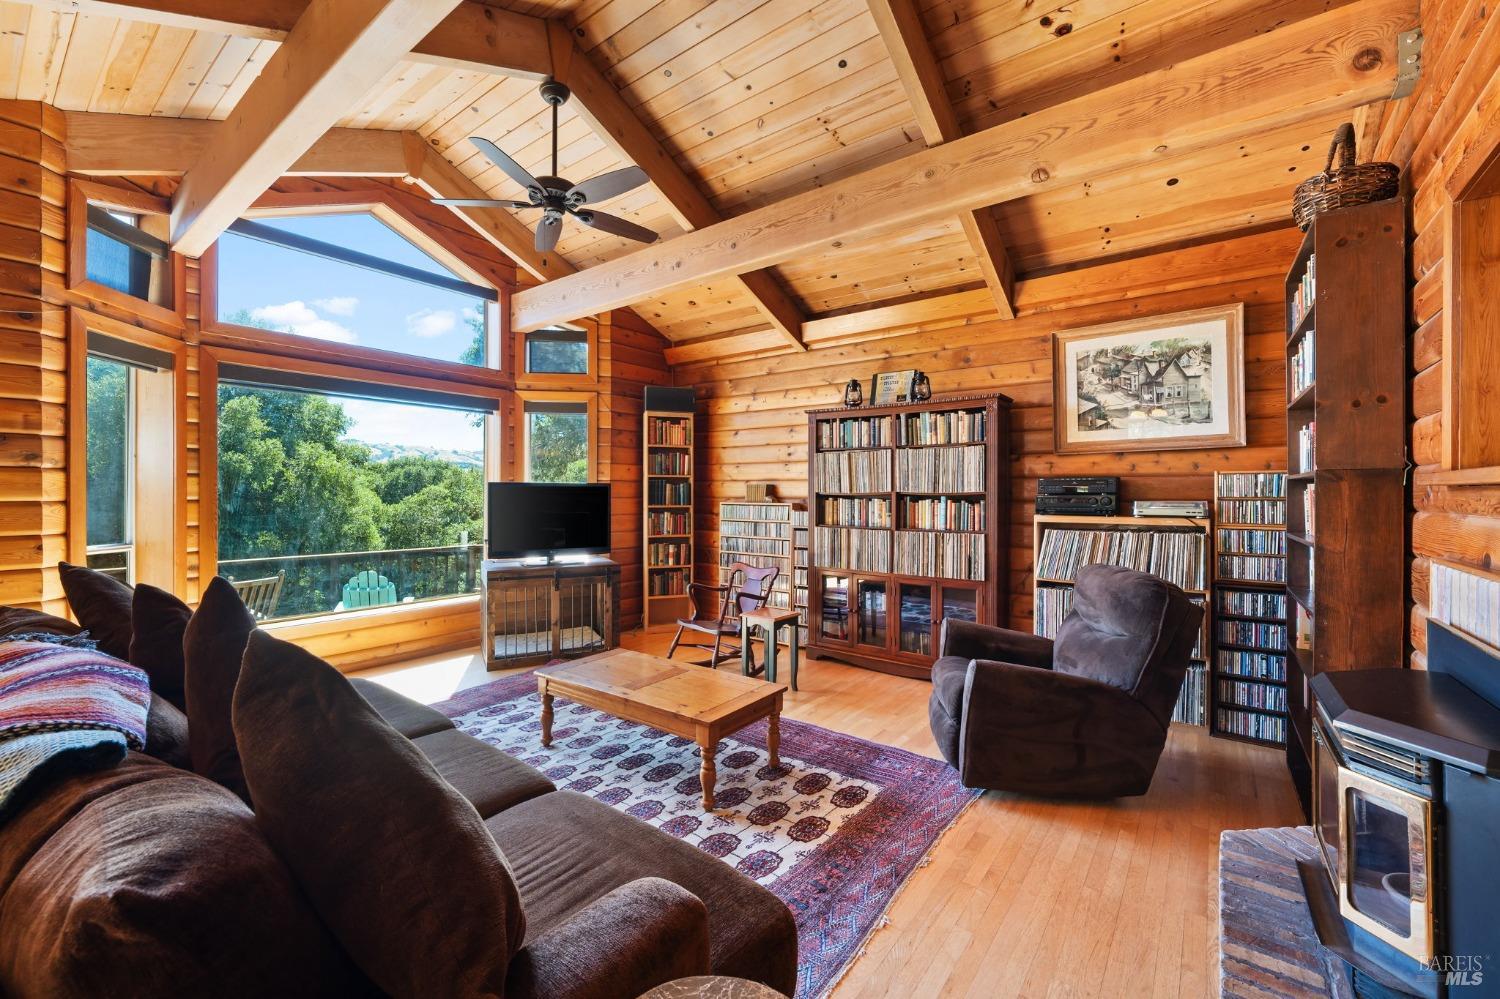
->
{"left": 843, "top": 378, "right": 863, "bottom": 408}
{"left": 911, "top": 371, "right": 932, "bottom": 402}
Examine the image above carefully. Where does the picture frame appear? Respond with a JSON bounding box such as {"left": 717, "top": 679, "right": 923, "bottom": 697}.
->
{"left": 869, "top": 369, "right": 917, "bottom": 407}
{"left": 1052, "top": 304, "right": 1246, "bottom": 455}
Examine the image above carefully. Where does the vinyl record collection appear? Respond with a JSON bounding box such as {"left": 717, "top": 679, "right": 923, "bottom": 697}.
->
{"left": 1035, "top": 528, "right": 1207, "bottom": 591}
{"left": 814, "top": 450, "right": 892, "bottom": 493}
{"left": 813, "top": 526, "right": 891, "bottom": 574}
{"left": 717, "top": 502, "right": 795, "bottom": 612}
{"left": 893, "top": 531, "right": 985, "bottom": 581}
{"left": 895, "top": 445, "right": 986, "bottom": 493}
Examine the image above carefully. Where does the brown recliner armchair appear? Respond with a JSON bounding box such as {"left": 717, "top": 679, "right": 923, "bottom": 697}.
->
{"left": 928, "top": 563, "right": 1204, "bottom": 798}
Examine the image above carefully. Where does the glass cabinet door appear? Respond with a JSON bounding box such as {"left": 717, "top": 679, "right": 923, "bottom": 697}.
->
{"left": 898, "top": 583, "right": 934, "bottom": 656}
{"left": 819, "top": 574, "right": 850, "bottom": 642}
{"left": 856, "top": 579, "right": 888, "bottom": 648}
{"left": 940, "top": 586, "right": 980, "bottom": 627}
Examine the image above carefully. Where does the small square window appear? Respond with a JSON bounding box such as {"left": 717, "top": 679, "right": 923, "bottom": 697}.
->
{"left": 85, "top": 205, "right": 173, "bottom": 308}
{"left": 525, "top": 328, "right": 589, "bottom": 375}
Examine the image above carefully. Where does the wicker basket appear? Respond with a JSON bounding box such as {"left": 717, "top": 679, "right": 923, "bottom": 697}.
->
{"left": 1291, "top": 122, "right": 1400, "bottom": 230}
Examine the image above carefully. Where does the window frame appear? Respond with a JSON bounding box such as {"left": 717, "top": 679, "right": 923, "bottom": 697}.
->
{"left": 516, "top": 390, "right": 597, "bottom": 485}
{"left": 66, "top": 180, "right": 184, "bottom": 332}
{"left": 66, "top": 308, "right": 188, "bottom": 594}
{"left": 514, "top": 320, "right": 598, "bottom": 386}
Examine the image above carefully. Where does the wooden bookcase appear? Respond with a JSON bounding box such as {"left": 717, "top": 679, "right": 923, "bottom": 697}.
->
{"left": 1211, "top": 471, "right": 1290, "bottom": 746}
{"left": 643, "top": 409, "right": 694, "bottom": 629}
{"left": 1282, "top": 197, "right": 1408, "bottom": 812}
{"left": 791, "top": 506, "right": 809, "bottom": 646}
{"left": 806, "top": 392, "right": 1012, "bottom": 679}
{"left": 1032, "top": 513, "right": 1211, "bottom": 725}
{"left": 716, "top": 500, "right": 796, "bottom": 627}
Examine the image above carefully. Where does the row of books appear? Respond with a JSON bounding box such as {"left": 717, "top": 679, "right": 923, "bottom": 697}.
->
{"left": 721, "top": 503, "right": 791, "bottom": 522}
{"left": 721, "top": 519, "right": 790, "bottom": 539}
{"left": 893, "top": 531, "right": 986, "bottom": 581}
{"left": 1302, "top": 485, "right": 1317, "bottom": 539}
{"left": 1296, "top": 422, "right": 1317, "bottom": 474}
{"left": 815, "top": 450, "right": 892, "bottom": 493}
{"left": 899, "top": 496, "right": 985, "bottom": 531}
{"left": 895, "top": 445, "right": 986, "bottom": 493}
{"left": 1217, "top": 588, "right": 1287, "bottom": 620}
{"left": 1291, "top": 329, "right": 1317, "bottom": 396}
{"left": 1290, "top": 253, "right": 1316, "bottom": 328}
{"left": 1217, "top": 528, "right": 1286, "bottom": 555}
{"left": 648, "top": 511, "right": 689, "bottom": 535}
{"left": 648, "top": 452, "right": 691, "bottom": 475}
{"left": 648, "top": 480, "right": 690, "bottom": 505}
{"left": 1218, "top": 680, "right": 1288, "bottom": 713}
{"left": 1219, "top": 620, "right": 1288, "bottom": 648}
{"left": 1035, "top": 527, "right": 1207, "bottom": 591}
{"left": 1218, "top": 499, "right": 1286, "bottom": 526}
{"left": 819, "top": 497, "right": 892, "bottom": 528}
{"left": 1172, "top": 664, "right": 1207, "bottom": 726}
{"left": 816, "top": 416, "right": 891, "bottom": 450}
{"left": 1216, "top": 708, "right": 1286, "bottom": 743}
{"left": 648, "top": 568, "right": 689, "bottom": 596}
{"left": 1430, "top": 561, "right": 1500, "bottom": 650}
{"left": 813, "top": 527, "right": 891, "bottom": 574}
{"left": 647, "top": 542, "right": 689, "bottom": 567}
{"left": 896, "top": 409, "right": 987, "bottom": 446}
{"left": 1217, "top": 648, "right": 1287, "bottom": 681}
{"left": 647, "top": 419, "right": 691, "bottom": 447}
{"left": 1038, "top": 585, "right": 1203, "bottom": 658}
{"left": 718, "top": 536, "right": 788, "bottom": 556}
{"left": 1219, "top": 472, "right": 1286, "bottom": 498}
{"left": 1217, "top": 555, "right": 1287, "bottom": 583}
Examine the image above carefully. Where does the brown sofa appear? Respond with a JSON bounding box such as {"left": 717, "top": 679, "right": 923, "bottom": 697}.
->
{"left": 0, "top": 626, "right": 797, "bottom": 997}
{"left": 928, "top": 563, "right": 1204, "bottom": 798}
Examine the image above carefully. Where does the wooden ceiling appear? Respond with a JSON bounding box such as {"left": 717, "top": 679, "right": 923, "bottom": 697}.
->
{"left": 1, "top": 0, "right": 1397, "bottom": 348}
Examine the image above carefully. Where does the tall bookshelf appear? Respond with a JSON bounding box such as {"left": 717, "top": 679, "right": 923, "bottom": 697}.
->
{"left": 792, "top": 507, "right": 809, "bottom": 645}
{"left": 1211, "top": 471, "right": 1289, "bottom": 746}
{"left": 1032, "top": 514, "right": 1211, "bottom": 726}
{"left": 643, "top": 409, "right": 694, "bottom": 629}
{"left": 1282, "top": 197, "right": 1408, "bottom": 813}
{"left": 806, "top": 393, "right": 1012, "bottom": 679}
{"left": 717, "top": 501, "right": 795, "bottom": 627}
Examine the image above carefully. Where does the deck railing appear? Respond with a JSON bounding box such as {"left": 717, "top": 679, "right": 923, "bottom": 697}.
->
{"left": 217, "top": 543, "right": 484, "bottom": 621}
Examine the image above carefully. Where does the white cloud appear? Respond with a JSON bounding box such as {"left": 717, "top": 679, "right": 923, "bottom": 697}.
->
{"left": 341, "top": 398, "right": 484, "bottom": 450}
{"left": 250, "top": 301, "right": 357, "bottom": 344}
{"left": 405, "top": 308, "right": 457, "bottom": 339}
{"left": 314, "top": 295, "right": 359, "bottom": 316}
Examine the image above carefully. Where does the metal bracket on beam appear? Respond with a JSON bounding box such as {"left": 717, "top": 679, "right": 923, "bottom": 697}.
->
{"left": 1391, "top": 27, "right": 1423, "bottom": 101}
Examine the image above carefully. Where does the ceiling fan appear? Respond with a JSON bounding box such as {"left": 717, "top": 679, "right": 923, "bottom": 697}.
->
{"left": 434, "top": 78, "right": 658, "bottom": 254}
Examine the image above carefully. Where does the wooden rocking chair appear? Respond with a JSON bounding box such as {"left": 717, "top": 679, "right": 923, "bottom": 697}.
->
{"left": 667, "top": 562, "right": 780, "bottom": 670}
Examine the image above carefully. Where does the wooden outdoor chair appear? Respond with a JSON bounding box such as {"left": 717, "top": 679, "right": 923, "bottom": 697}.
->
{"left": 229, "top": 570, "right": 285, "bottom": 621}
{"left": 667, "top": 562, "right": 780, "bottom": 670}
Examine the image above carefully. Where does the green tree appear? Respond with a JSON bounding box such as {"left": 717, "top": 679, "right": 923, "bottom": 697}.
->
{"left": 85, "top": 358, "right": 129, "bottom": 546}
{"left": 526, "top": 411, "right": 588, "bottom": 483}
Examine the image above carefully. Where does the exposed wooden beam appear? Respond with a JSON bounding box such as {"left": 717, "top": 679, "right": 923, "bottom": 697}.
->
{"left": 170, "top": 0, "right": 465, "bottom": 257}
{"left": 552, "top": 30, "right": 806, "bottom": 350}
{"left": 866, "top": 0, "right": 1016, "bottom": 319}
{"left": 27, "top": 0, "right": 552, "bottom": 78}
{"left": 63, "top": 112, "right": 409, "bottom": 176}
{"left": 511, "top": 0, "right": 1411, "bottom": 331}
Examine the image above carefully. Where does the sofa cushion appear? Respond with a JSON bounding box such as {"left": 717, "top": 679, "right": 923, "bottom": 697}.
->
{"left": 1054, "top": 564, "right": 1176, "bottom": 693}
{"left": 129, "top": 584, "right": 193, "bottom": 710}
{"left": 144, "top": 693, "right": 190, "bottom": 769}
{"left": 233, "top": 631, "right": 524, "bottom": 998}
{"left": 927, "top": 655, "right": 970, "bottom": 769}
{"left": 349, "top": 677, "right": 454, "bottom": 739}
{"left": 485, "top": 790, "right": 797, "bottom": 997}
{"left": 0, "top": 607, "right": 82, "bottom": 640}
{"left": 411, "top": 728, "right": 554, "bottom": 819}
{"left": 56, "top": 563, "right": 133, "bottom": 662}
{"left": 0, "top": 756, "right": 370, "bottom": 999}
{"left": 184, "top": 577, "right": 256, "bottom": 802}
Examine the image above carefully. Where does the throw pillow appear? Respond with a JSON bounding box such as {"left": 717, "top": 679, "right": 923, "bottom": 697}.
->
{"left": 0, "top": 606, "right": 82, "bottom": 641}
{"left": 232, "top": 631, "right": 524, "bottom": 997}
{"left": 183, "top": 577, "right": 256, "bottom": 802}
{"left": 145, "top": 693, "right": 191, "bottom": 770}
{"left": 56, "top": 562, "right": 133, "bottom": 661}
{"left": 129, "top": 584, "right": 193, "bottom": 711}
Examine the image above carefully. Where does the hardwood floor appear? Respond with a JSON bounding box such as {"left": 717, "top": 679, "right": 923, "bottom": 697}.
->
{"left": 355, "top": 629, "right": 1302, "bottom": 998}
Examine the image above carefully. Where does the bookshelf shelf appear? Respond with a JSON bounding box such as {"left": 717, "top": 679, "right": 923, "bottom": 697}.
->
{"left": 806, "top": 393, "right": 1012, "bottom": 679}
{"left": 643, "top": 408, "right": 696, "bottom": 629}
{"left": 715, "top": 501, "right": 807, "bottom": 647}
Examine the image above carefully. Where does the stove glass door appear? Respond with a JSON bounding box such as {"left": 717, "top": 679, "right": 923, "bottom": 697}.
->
{"left": 1337, "top": 766, "right": 1434, "bottom": 962}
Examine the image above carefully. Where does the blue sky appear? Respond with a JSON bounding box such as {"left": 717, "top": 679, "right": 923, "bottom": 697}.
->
{"left": 216, "top": 213, "right": 488, "bottom": 450}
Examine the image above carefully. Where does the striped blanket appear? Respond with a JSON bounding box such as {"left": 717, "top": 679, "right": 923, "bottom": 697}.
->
{"left": 0, "top": 641, "right": 151, "bottom": 822}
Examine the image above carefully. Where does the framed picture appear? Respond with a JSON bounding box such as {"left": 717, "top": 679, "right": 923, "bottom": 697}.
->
{"left": 869, "top": 369, "right": 917, "bottom": 407}
{"left": 1052, "top": 304, "right": 1246, "bottom": 454}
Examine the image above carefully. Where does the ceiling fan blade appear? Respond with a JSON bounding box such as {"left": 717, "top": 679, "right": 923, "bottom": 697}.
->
{"left": 433, "top": 198, "right": 537, "bottom": 209}
{"left": 468, "top": 137, "right": 542, "bottom": 194}
{"left": 573, "top": 209, "right": 658, "bottom": 244}
{"left": 534, "top": 216, "right": 563, "bottom": 254}
{"left": 567, "top": 166, "right": 649, "bottom": 206}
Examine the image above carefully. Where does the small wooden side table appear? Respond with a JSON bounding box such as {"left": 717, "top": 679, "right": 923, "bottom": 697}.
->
{"left": 740, "top": 607, "right": 801, "bottom": 691}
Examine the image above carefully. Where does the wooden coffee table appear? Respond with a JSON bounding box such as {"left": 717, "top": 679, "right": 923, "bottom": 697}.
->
{"left": 536, "top": 648, "right": 787, "bottom": 810}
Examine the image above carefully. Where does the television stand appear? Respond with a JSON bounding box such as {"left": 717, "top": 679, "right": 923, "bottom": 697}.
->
{"left": 482, "top": 556, "right": 621, "bottom": 671}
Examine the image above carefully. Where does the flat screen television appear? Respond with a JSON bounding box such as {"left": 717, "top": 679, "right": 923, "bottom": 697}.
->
{"left": 487, "top": 482, "right": 611, "bottom": 559}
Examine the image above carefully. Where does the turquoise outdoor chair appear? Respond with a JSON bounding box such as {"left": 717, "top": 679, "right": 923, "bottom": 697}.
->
{"left": 342, "top": 570, "right": 398, "bottom": 609}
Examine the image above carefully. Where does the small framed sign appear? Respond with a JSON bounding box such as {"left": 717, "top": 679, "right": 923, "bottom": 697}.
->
{"left": 869, "top": 369, "right": 917, "bottom": 407}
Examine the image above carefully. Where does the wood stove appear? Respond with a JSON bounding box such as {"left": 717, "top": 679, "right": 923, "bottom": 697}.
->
{"left": 1300, "top": 622, "right": 1500, "bottom": 998}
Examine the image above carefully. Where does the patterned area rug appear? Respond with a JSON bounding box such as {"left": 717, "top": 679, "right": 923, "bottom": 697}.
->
{"left": 434, "top": 668, "right": 978, "bottom": 999}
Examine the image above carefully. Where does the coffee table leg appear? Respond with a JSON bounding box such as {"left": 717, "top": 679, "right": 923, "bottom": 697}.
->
{"left": 541, "top": 689, "right": 554, "bottom": 747}
{"left": 700, "top": 740, "right": 717, "bottom": 810}
{"left": 768, "top": 705, "right": 781, "bottom": 770}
